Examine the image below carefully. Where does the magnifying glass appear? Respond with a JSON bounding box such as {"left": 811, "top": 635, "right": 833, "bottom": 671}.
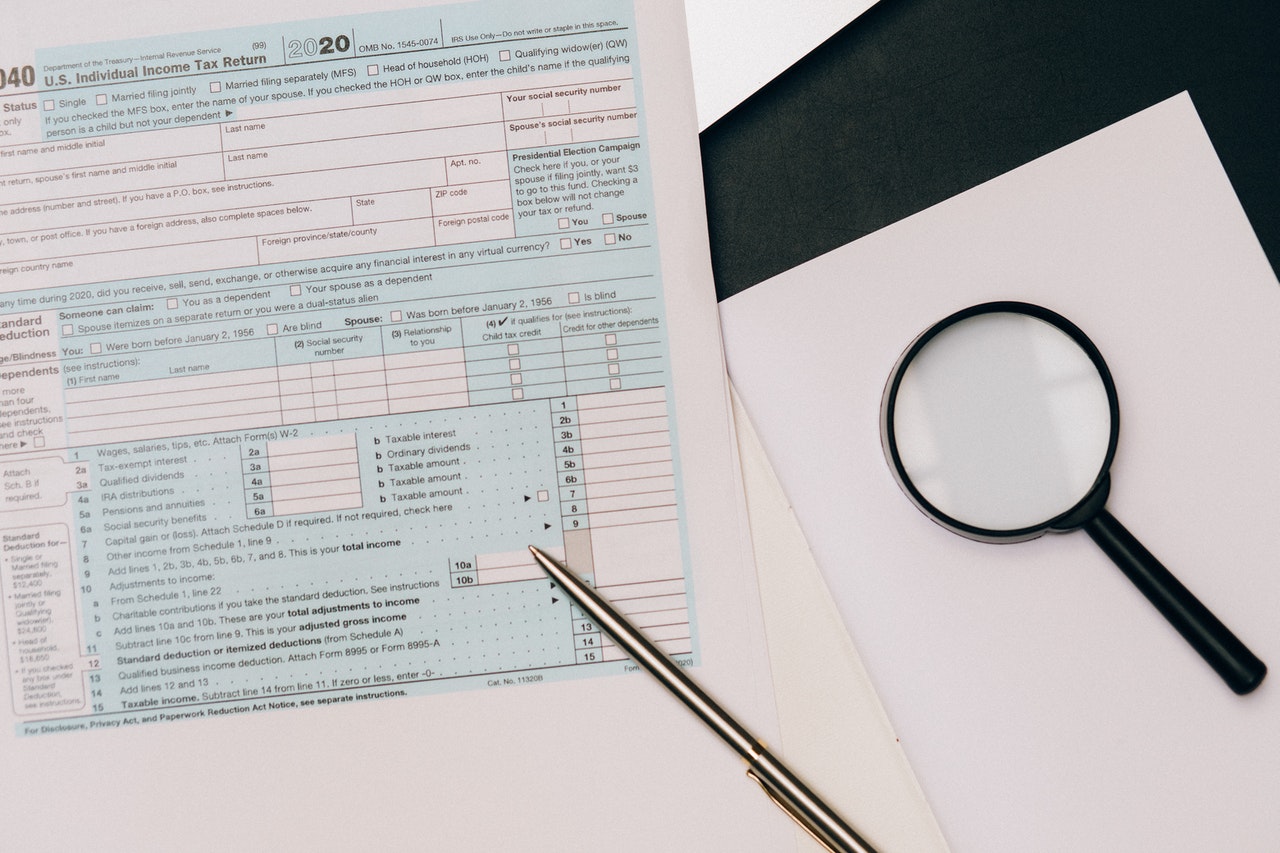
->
{"left": 881, "top": 301, "right": 1266, "bottom": 694}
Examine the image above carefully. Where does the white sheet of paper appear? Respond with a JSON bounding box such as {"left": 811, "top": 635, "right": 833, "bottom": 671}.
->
{"left": 734, "top": 387, "right": 949, "bottom": 853}
{"left": 685, "top": 0, "right": 876, "bottom": 128}
{"left": 720, "top": 93, "right": 1280, "bottom": 852}
{"left": 0, "top": 2, "right": 795, "bottom": 849}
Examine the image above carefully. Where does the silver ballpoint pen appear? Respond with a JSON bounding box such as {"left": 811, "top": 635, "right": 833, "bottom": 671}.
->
{"left": 528, "top": 545, "right": 880, "bottom": 853}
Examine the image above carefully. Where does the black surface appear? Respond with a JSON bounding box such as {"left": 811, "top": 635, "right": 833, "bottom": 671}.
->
{"left": 700, "top": 0, "right": 1280, "bottom": 301}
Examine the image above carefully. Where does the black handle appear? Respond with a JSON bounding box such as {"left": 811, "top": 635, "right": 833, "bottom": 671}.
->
{"left": 1084, "top": 509, "right": 1266, "bottom": 694}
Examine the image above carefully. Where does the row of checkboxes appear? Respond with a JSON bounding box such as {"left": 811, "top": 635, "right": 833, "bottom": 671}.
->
{"left": 63, "top": 291, "right": 624, "bottom": 336}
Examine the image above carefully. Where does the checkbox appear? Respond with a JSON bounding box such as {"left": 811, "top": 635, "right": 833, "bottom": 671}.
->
{"left": 510, "top": 373, "right": 522, "bottom": 385}
{"left": 568, "top": 292, "right": 580, "bottom": 304}
{"left": 558, "top": 218, "right": 569, "bottom": 229}
{"left": 96, "top": 94, "right": 107, "bottom": 105}
{"left": 391, "top": 310, "right": 402, "bottom": 321}
{"left": 290, "top": 284, "right": 302, "bottom": 296}
{"left": 367, "top": 64, "right": 380, "bottom": 76}
{"left": 606, "top": 348, "right": 618, "bottom": 359}
{"left": 537, "top": 490, "right": 549, "bottom": 502}
{"left": 167, "top": 297, "right": 178, "bottom": 309}
{"left": 508, "top": 344, "right": 519, "bottom": 355}
{"left": 608, "top": 363, "right": 620, "bottom": 375}
{"left": 43, "top": 100, "right": 54, "bottom": 111}
{"left": 33, "top": 436, "right": 45, "bottom": 448}
{"left": 509, "top": 358, "right": 520, "bottom": 370}
{"left": 62, "top": 324, "right": 73, "bottom": 335}
{"left": 511, "top": 388, "right": 524, "bottom": 400}
{"left": 560, "top": 237, "right": 572, "bottom": 249}
{"left": 209, "top": 81, "right": 221, "bottom": 93}
{"left": 90, "top": 342, "right": 101, "bottom": 354}
{"left": 602, "top": 213, "right": 614, "bottom": 225}
{"left": 267, "top": 323, "right": 278, "bottom": 335}
{"left": 604, "top": 233, "right": 616, "bottom": 245}
{"left": 604, "top": 333, "right": 616, "bottom": 345}
{"left": 499, "top": 50, "right": 511, "bottom": 61}
{"left": 609, "top": 378, "right": 621, "bottom": 390}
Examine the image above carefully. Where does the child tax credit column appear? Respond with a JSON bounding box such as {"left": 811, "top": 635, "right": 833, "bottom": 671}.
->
{"left": 0, "top": 0, "right": 695, "bottom": 735}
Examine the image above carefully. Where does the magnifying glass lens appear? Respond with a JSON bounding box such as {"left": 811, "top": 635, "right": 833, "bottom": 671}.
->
{"left": 891, "top": 311, "right": 1112, "bottom": 533}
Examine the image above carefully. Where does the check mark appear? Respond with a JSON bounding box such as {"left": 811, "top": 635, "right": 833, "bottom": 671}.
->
{"left": 498, "top": 317, "right": 508, "bottom": 326}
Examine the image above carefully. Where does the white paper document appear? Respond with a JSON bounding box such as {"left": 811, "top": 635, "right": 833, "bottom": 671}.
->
{"left": 0, "top": 2, "right": 794, "bottom": 849}
{"left": 721, "top": 93, "right": 1280, "bottom": 852}
{"left": 684, "top": 0, "right": 876, "bottom": 128}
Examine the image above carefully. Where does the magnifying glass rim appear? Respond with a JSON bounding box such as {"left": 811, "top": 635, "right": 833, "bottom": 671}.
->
{"left": 881, "top": 301, "right": 1121, "bottom": 542}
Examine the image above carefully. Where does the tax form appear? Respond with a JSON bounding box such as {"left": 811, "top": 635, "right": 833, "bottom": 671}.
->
{"left": 0, "top": 2, "right": 792, "bottom": 849}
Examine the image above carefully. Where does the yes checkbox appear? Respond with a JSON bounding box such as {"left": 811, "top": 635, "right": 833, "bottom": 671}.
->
{"left": 560, "top": 237, "right": 572, "bottom": 249}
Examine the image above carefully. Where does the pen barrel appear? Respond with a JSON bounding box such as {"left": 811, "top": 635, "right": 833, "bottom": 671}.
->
{"left": 529, "top": 547, "right": 879, "bottom": 853}
{"left": 748, "top": 745, "right": 880, "bottom": 853}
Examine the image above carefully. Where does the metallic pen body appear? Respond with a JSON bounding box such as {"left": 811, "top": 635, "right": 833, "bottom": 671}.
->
{"left": 528, "top": 545, "right": 879, "bottom": 853}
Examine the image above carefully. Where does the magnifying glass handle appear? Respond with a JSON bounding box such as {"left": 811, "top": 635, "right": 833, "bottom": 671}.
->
{"left": 1084, "top": 510, "right": 1266, "bottom": 694}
